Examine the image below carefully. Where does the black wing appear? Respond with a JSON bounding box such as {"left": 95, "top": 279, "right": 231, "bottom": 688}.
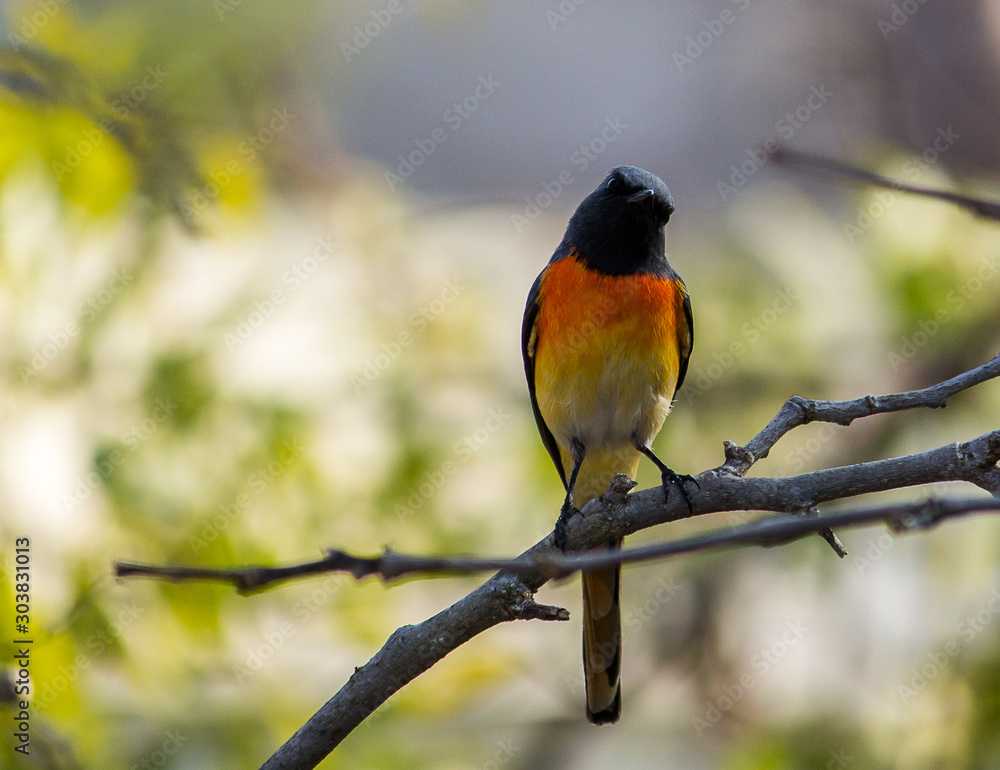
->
{"left": 673, "top": 278, "right": 694, "bottom": 397}
{"left": 521, "top": 268, "right": 568, "bottom": 489}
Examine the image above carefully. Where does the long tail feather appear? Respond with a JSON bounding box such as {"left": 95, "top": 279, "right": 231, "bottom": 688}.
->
{"left": 582, "top": 541, "right": 622, "bottom": 724}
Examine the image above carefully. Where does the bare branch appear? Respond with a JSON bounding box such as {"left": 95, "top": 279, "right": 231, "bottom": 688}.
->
{"left": 118, "top": 495, "right": 1000, "bottom": 587}
{"left": 115, "top": 550, "right": 563, "bottom": 592}
{"left": 560, "top": 495, "right": 1000, "bottom": 569}
{"left": 110, "top": 353, "right": 1000, "bottom": 769}
{"left": 259, "top": 566, "right": 558, "bottom": 769}
{"left": 722, "top": 352, "right": 1000, "bottom": 476}
{"left": 258, "top": 417, "right": 1000, "bottom": 770}
{"left": 772, "top": 147, "right": 1000, "bottom": 222}
{"left": 117, "top": 351, "right": 1000, "bottom": 591}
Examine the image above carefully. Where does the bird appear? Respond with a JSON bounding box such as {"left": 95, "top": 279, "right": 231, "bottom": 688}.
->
{"left": 521, "top": 165, "right": 694, "bottom": 724}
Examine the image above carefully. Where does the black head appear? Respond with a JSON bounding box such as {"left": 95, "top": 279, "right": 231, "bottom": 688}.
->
{"left": 558, "top": 166, "right": 676, "bottom": 276}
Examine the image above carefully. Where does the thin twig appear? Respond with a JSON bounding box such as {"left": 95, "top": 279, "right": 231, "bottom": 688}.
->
{"left": 723, "top": 352, "right": 1000, "bottom": 476}
{"left": 117, "top": 496, "right": 1000, "bottom": 588}
{"left": 772, "top": 147, "right": 1000, "bottom": 221}
{"left": 114, "top": 551, "right": 560, "bottom": 593}
{"left": 117, "top": 353, "right": 1000, "bottom": 592}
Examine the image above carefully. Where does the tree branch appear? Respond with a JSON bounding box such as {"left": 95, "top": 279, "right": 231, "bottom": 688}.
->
{"left": 117, "top": 493, "right": 1000, "bottom": 586}
{"left": 116, "top": 356, "right": 1000, "bottom": 591}
{"left": 721, "top": 352, "right": 1000, "bottom": 476}
{"left": 112, "top": 353, "right": 1000, "bottom": 769}
{"left": 771, "top": 147, "right": 1000, "bottom": 222}
{"left": 259, "top": 425, "right": 1000, "bottom": 769}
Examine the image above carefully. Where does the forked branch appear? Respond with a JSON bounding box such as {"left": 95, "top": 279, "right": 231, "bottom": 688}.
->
{"left": 113, "top": 354, "right": 1000, "bottom": 769}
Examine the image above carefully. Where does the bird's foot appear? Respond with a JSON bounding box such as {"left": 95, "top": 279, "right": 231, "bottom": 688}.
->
{"left": 553, "top": 498, "right": 579, "bottom": 553}
{"left": 660, "top": 467, "right": 699, "bottom": 514}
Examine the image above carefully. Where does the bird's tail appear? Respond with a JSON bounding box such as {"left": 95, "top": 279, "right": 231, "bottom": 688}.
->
{"left": 566, "top": 445, "right": 638, "bottom": 724}
{"left": 582, "top": 547, "right": 622, "bottom": 724}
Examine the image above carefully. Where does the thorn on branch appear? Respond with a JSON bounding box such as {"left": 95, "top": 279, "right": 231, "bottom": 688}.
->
{"left": 722, "top": 440, "right": 754, "bottom": 473}
{"left": 790, "top": 505, "right": 848, "bottom": 558}
{"left": 818, "top": 528, "right": 848, "bottom": 558}
{"left": 511, "top": 601, "right": 570, "bottom": 622}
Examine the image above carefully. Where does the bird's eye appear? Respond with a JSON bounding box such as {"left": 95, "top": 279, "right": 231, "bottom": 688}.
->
{"left": 606, "top": 177, "right": 619, "bottom": 190}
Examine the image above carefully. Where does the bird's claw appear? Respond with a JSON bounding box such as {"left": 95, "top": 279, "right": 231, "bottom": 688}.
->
{"left": 553, "top": 499, "right": 578, "bottom": 553}
{"left": 660, "top": 468, "right": 698, "bottom": 514}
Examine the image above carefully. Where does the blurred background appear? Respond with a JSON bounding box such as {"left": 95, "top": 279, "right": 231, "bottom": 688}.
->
{"left": 1, "top": 1, "right": 999, "bottom": 767}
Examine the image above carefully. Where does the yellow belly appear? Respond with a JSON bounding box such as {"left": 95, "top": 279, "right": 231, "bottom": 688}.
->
{"left": 534, "top": 256, "right": 684, "bottom": 505}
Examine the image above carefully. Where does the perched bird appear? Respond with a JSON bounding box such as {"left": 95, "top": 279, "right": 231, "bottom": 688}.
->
{"left": 521, "top": 166, "right": 694, "bottom": 723}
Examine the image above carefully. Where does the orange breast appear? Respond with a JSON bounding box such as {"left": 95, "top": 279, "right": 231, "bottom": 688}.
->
{"left": 533, "top": 254, "right": 687, "bottom": 468}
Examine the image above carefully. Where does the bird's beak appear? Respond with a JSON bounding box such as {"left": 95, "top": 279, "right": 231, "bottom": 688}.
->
{"left": 626, "top": 188, "right": 655, "bottom": 204}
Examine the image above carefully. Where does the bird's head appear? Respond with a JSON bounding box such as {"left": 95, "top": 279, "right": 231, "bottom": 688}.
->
{"left": 562, "top": 166, "right": 675, "bottom": 275}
